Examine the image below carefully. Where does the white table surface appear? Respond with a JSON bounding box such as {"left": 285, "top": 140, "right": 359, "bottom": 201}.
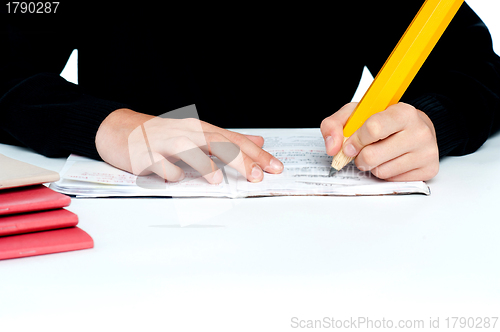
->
{"left": 1, "top": 128, "right": 499, "bottom": 332}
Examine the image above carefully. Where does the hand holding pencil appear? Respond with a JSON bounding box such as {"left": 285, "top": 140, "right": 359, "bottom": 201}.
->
{"left": 321, "top": 101, "right": 439, "bottom": 181}
{"left": 321, "top": 0, "right": 463, "bottom": 182}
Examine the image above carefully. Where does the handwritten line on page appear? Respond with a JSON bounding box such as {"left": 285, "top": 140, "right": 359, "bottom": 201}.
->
{"left": 50, "top": 129, "right": 430, "bottom": 197}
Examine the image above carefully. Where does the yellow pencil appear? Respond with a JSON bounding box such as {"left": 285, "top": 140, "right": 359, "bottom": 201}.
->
{"left": 329, "top": 0, "right": 464, "bottom": 176}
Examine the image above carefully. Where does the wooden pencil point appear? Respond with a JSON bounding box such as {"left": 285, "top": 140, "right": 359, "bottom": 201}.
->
{"left": 328, "top": 167, "right": 338, "bottom": 177}
{"left": 329, "top": 137, "right": 353, "bottom": 173}
{"left": 330, "top": 149, "right": 354, "bottom": 173}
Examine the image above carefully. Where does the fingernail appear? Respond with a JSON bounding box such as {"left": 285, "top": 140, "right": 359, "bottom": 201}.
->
{"left": 251, "top": 165, "right": 263, "bottom": 181}
{"left": 211, "top": 169, "right": 223, "bottom": 184}
{"left": 264, "top": 158, "right": 283, "bottom": 173}
{"left": 325, "top": 136, "right": 334, "bottom": 153}
{"left": 343, "top": 144, "right": 357, "bottom": 157}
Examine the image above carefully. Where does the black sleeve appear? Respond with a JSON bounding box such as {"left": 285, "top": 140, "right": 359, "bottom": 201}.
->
{"left": 364, "top": 2, "right": 500, "bottom": 158}
{"left": 0, "top": 14, "right": 128, "bottom": 159}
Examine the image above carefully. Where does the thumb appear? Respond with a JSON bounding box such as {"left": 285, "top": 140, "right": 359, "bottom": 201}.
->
{"left": 320, "top": 102, "right": 358, "bottom": 156}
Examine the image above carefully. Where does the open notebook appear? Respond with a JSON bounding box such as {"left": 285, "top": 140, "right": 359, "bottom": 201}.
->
{"left": 50, "top": 129, "right": 430, "bottom": 198}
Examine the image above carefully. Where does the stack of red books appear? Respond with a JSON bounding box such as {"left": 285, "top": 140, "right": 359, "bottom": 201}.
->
{"left": 0, "top": 154, "right": 93, "bottom": 260}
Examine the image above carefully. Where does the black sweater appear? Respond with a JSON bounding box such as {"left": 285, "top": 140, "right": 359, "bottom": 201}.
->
{"left": 1, "top": 2, "right": 500, "bottom": 160}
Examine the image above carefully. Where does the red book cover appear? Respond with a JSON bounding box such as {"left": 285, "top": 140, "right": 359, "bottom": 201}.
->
{"left": 0, "top": 227, "right": 93, "bottom": 260}
{"left": 0, "top": 209, "right": 79, "bottom": 236}
{"left": 0, "top": 185, "right": 71, "bottom": 216}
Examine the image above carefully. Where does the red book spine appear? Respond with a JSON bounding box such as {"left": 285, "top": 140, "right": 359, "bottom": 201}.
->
{"left": 0, "top": 185, "right": 71, "bottom": 216}
{"left": 0, "top": 227, "right": 94, "bottom": 260}
{"left": 0, "top": 209, "right": 78, "bottom": 236}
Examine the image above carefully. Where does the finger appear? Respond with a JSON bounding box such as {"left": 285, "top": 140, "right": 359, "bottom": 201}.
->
{"left": 320, "top": 102, "right": 358, "bottom": 156}
{"left": 132, "top": 150, "right": 186, "bottom": 182}
{"left": 354, "top": 131, "right": 413, "bottom": 172}
{"left": 160, "top": 130, "right": 263, "bottom": 183}
{"left": 202, "top": 124, "right": 284, "bottom": 175}
{"left": 147, "top": 153, "right": 186, "bottom": 182}
{"left": 244, "top": 134, "right": 264, "bottom": 148}
{"left": 204, "top": 132, "right": 265, "bottom": 182}
{"left": 385, "top": 167, "right": 439, "bottom": 182}
{"left": 127, "top": 125, "right": 186, "bottom": 182}
{"left": 377, "top": 150, "right": 438, "bottom": 182}
{"left": 129, "top": 123, "right": 223, "bottom": 184}
{"left": 159, "top": 136, "right": 224, "bottom": 184}
{"left": 361, "top": 148, "right": 438, "bottom": 182}
{"left": 343, "top": 103, "right": 412, "bottom": 158}
{"left": 179, "top": 119, "right": 283, "bottom": 175}
{"left": 362, "top": 151, "right": 416, "bottom": 180}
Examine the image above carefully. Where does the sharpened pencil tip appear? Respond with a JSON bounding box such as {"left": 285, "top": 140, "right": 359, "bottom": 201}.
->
{"left": 328, "top": 167, "right": 338, "bottom": 177}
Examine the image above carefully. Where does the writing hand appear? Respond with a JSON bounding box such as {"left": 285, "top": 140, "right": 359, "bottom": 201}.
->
{"left": 321, "top": 102, "right": 439, "bottom": 181}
